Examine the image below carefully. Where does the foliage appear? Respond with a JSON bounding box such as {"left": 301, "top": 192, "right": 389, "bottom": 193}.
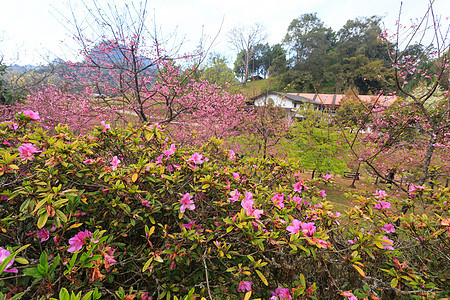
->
{"left": 1, "top": 114, "right": 449, "bottom": 299}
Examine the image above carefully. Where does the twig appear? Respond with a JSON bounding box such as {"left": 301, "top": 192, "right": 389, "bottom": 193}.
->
{"left": 202, "top": 247, "right": 213, "bottom": 300}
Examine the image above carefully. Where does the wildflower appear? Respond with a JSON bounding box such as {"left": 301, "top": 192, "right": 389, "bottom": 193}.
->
{"left": 233, "top": 172, "right": 240, "bottom": 180}
{"left": 286, "top": 219, "right": 301, "bottom": 235}
{"left": 382, "top": 224, "right": 395, "bottom": 233}
{"left": 18, "top": 143, "right": 39, "bottom": 161}
{"left": 270, "top": 286, "right": 292, "bottom": 300}
{"left": 67, "top": 230, "right": 93, "bottom": 252}
{"left": 190, "top": 152, "right": 204, "bottom": 164}
{"left": 238, "top": 281, "right": 252, "bottom": 292}
{"left": 100, "top": 121, "right": 110, "bottom": 133}
{"left": 22, "top": 110, "right": 40, "bottom": 121}
{"left": 319, "top": 190, "right": 327, "bottom": 198}
{"left": 110, "top": 156, "right": 121, "bottom": 170}
{"left": 271, "top": 193, "right": 285, "bottom": 209}
{"left": 0, "top": 247, "right": 18, "bottom": 273}
{"left": 180, "top": 193, "right": 195, "bottom": 213}
{"left": 375, "top": 189, "right": 387, "bottom": 198}
{"left": 323, "top": 174, "right": 332, "bottom": 180}
{"left": 83, "top": 158, "right": 95, "bottom": 164}
{"left": 382, "top": 236, "right": 394, "bottom": 251}
{"left": 163, "top": 143, "right": 176, "bottom": 158}
{"left": 301, "top": 222, "right": 316, "bottom": 236}
{"left": 228, "top": 189, "right": 240, "bottom": 202}
{"left": 229, "top": 150, "right": 236, "bottom": 161}
{"left": 293, "top": 181, "right": 303, "bottom": 192}
{"left": 37, "top": 228, "right": 50, "bottom": 242}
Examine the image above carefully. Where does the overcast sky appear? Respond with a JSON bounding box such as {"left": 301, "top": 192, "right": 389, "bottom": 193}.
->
{"left": 0, "top": 0, "right": 448, "bottom": 65}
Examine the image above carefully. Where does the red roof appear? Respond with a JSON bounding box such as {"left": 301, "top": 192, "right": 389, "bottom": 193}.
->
{"left": 287, "top": 93, "right": 397, "bottom": 107}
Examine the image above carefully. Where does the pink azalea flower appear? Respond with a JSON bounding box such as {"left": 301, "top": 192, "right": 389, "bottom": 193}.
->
{"left": 292, "top": 196, "right": 303, "bottom": 208}
{"left": 319, "top": 190, "right": 327, "bottom": 198}
{"left": 374, "top": 203, "right": 382, "bottom": 210}
{"left": 286, "top": 219, "right": 301, "bottom": 235}
{"left": 100, "top": 121, "right": 111, "bottom": 133}
{"left": 190, "top": 152, "right": 204, "bottom": 164}
{"left": 180, "top": 193, "right": 195, "bottom": 213}
{"left": 6, "top": 122, "right": 18, "bottom": 130}
{"left": 238, "top": 281, "right": 252, "bottom": 292}
{"left": 270, "top": 286, "right": 292, "bottom": 300}
{"left": 244, "top": 191, "right": 253, "bottom": 201}
{"left": 382, "top": 224, "right": 395, "bottom": 233}
{"left": 142, "top": 200, "right": 150, "bottom": 207}
{"left": 18, "top": 143, "right": 39, "bottom": 161}
{"left": 0, "top": 247, "right": 18, "bottom": 273}
{"left": 182, "top": 221, "right": 196, "bottom": 230}
{"left": 317, "top": 239, "right": 329, "bottom": 248}
{"left": 67, "top": 230, "right": 92, "bottom": 252}
{"left": 375, "top": 201, "right": 391, "bottom": 210}
{"left": 22, "top": 110, "right": 40, "bottom": 121}
{"left": 110, "top": 156, "right": 121, "bottom": 170}
{"left": 163, "top": 144, "right": 176, "bottom": 158}
{"left": 323, "top": 174, "right": 332, "bottom": 180}
{"left": 229, "top": 150, "right": 236, "bottom": 161}
{"left": 271, "top": 193, "right": 285, "bottom": 209}
{"left": 301, "top": 222, "right": 316, "bottom": 236}
{"left": 37, "top": 228, "right": 50, "bottom": 242}
{"left": 375, "top": 189, "right": 387, "bottom": 198}
{"left": 228, "top": 189, "right": 240, "bottom": 202}
{"left": 293, "top": 181, "right": 303, "bottom": 192}
{"left": 83, "top": 158, "right": 95, "bottom": 164}
{"left": 232, "top": 172, "right": 240, "bottom": 180}
{"left": 241, "top": 194, "right": 263, "bottom": 219}
{"left": 382, "top": 236, "right": 394, "bottom": 251}
{"left": 155, "top": 154, "right": 164, "bottom": 164}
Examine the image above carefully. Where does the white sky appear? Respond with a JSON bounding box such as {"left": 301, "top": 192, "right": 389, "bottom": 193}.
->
{"left": 0, "top": 0, "right": 448, "bottom": 65}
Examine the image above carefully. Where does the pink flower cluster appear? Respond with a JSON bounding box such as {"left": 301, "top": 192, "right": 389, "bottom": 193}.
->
{"left": 286, "top": 219, "right": 316, "bottom": 236}
{"left": 100, "top": 121, "right": 111, "bottom": 133}
{"left": 241, "top": 191, "right": 263, "bottom": 219}
{"left": 270, "top": 286, "right": 292, "bottom": 300}
{"left": 190, "top": 152, "right": 204, "bottom": 164}
{"left": 22, "top": 110, "right": 40, "bottom": 121}
{"left": 67, "top": 230, "right": 93, "bottom": 252}
{"left": 111, "top": 156, "right": 121, "bottom": 170}
{"left": 228, "top": 189, "right": 240, "bottom": 202}
{"left": 375, "top": 201, "right": 391, "bottom": 210}
{"left": 0, "top": 247, "right": 18, "bottom": 273}
{"left": 408, "top": 184, "right": 425, "bottom": 198}
{"left": 238, "top": 281, "right": 252, "bottom": 292}
{"left": 18, "top": 143, "right": 39, "bottom": 161}
{"left": 163, "top": 143, "right": 176, "bottom": 159}
{"left": 180, "top": 193, "right": 196, "bottom": 213}
{"left": 271, "top": 193, "right": 285, "bottom": 209}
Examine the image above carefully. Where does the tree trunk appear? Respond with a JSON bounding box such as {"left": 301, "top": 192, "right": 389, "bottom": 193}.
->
{"left": 419, "top": 135, "right": 436, "bottom": 185}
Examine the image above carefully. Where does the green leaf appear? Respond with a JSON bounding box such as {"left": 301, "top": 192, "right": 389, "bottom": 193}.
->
{"left": 255, "top": 269, "right": 268, "bottom": 286}
{"left": 59, "top": 288, "right": 70, "bottom": 300}
{"left": 37, "top": 213, "right": 48, "bottom": 229}
{"left": 391, "top": 278, "right": 398, "bottom": 288}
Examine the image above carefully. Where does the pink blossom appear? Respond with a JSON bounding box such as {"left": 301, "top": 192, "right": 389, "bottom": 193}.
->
{"left": 67, "top": 230, "right": 92, "bottom": 252}
{"left": 323, "top": 174, "right": 332, "bottom": 180}
{"left": 100, "top": 121, "right": 111, "bottom": 133}
{"left": 190, "top": 152, "right": 204, "bottom": 164}
{"left": 382, "top": 224, "right": 395, "bottom": 233}
{"left": 182, "top": 221, "right": 196, "bottom": 230}
{"left": 0, "top": 247, "right": 18, "bottom": 273}
{"left": 375, "top": 189, "right": 387, "bottom": 198}
{"left": 293, "top": 181, "right": 303, "bottom": 192}
{"left": 238, "top": 281, "right": 252, "bottom": 292}
{"left": 110, "top": 156, "right": 121, "bottom": 170}
{"left": 375, "top": 201, "right": 391, "bottom": 210}
{"left": 271, "top": 193, "right": 285, "bottom": 209}
{"left": 229, "top": 150, "right": 236, "bottom": 161}
{"left": 292, "top": 196, "right": 302, "bottom": 208}
{"left": 232, "top": 172, "right": 240, "bottom": 180}
{"left": 102, "top": 247, "right": 116, "bottom": 270}
{"left": 270, "top": 286, "right": 292, "bottom": 300}
{"left": 180, "top": 193, "right": 195, "bottom": 213}
{"left": 286, "top": 219, "right": 301, "bottom": 235}
{"left": 228, "top": 189, "right": 240, "bottom": 202}
{"left": 22, "top": 110, "right": 40, "bottom": 121}
{"left": 155, "top": 154, "right": 164, "bottom": 164}
{"left": 142, "top": 200, "right": 150, "bottom": 207}
{"left": 319, "top": 190, "right": 327, "bottom": 198}
{"left": 163, "top": 143, "right": 176, "bottom": 158}
{"left": 382, "top": 236, "right": 394, "bottom": 251}
{"left": 301, "top": 222, "right": 316, "bottom": 236}
{"left": 83, "top": 158, "right": 95, "bottom": 164}
{"left": 18, "top": 143, "right": 39, "bottom": 161}
{"left": 37, "top": 228, "right": 50, "bottom": 242}
{"left": 241, "top": 194, "right": 263, "bottom": 219}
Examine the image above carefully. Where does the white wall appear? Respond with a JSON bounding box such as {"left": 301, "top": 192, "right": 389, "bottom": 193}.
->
{"left": 254, "top": 94, "right": 294, "bottom": 108}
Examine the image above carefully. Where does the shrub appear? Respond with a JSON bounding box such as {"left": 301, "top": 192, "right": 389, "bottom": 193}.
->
{"left": 0, "top": 113, "right": 448, "bottom": 299}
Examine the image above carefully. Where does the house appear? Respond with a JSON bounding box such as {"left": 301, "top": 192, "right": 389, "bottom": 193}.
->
{"left": 251, "top": 91, "right": 397, "bottom": 116}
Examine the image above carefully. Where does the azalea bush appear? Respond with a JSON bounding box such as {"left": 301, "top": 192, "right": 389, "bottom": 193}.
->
{"left": 0, "top": 113, "right": 449, "bottom": 300}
